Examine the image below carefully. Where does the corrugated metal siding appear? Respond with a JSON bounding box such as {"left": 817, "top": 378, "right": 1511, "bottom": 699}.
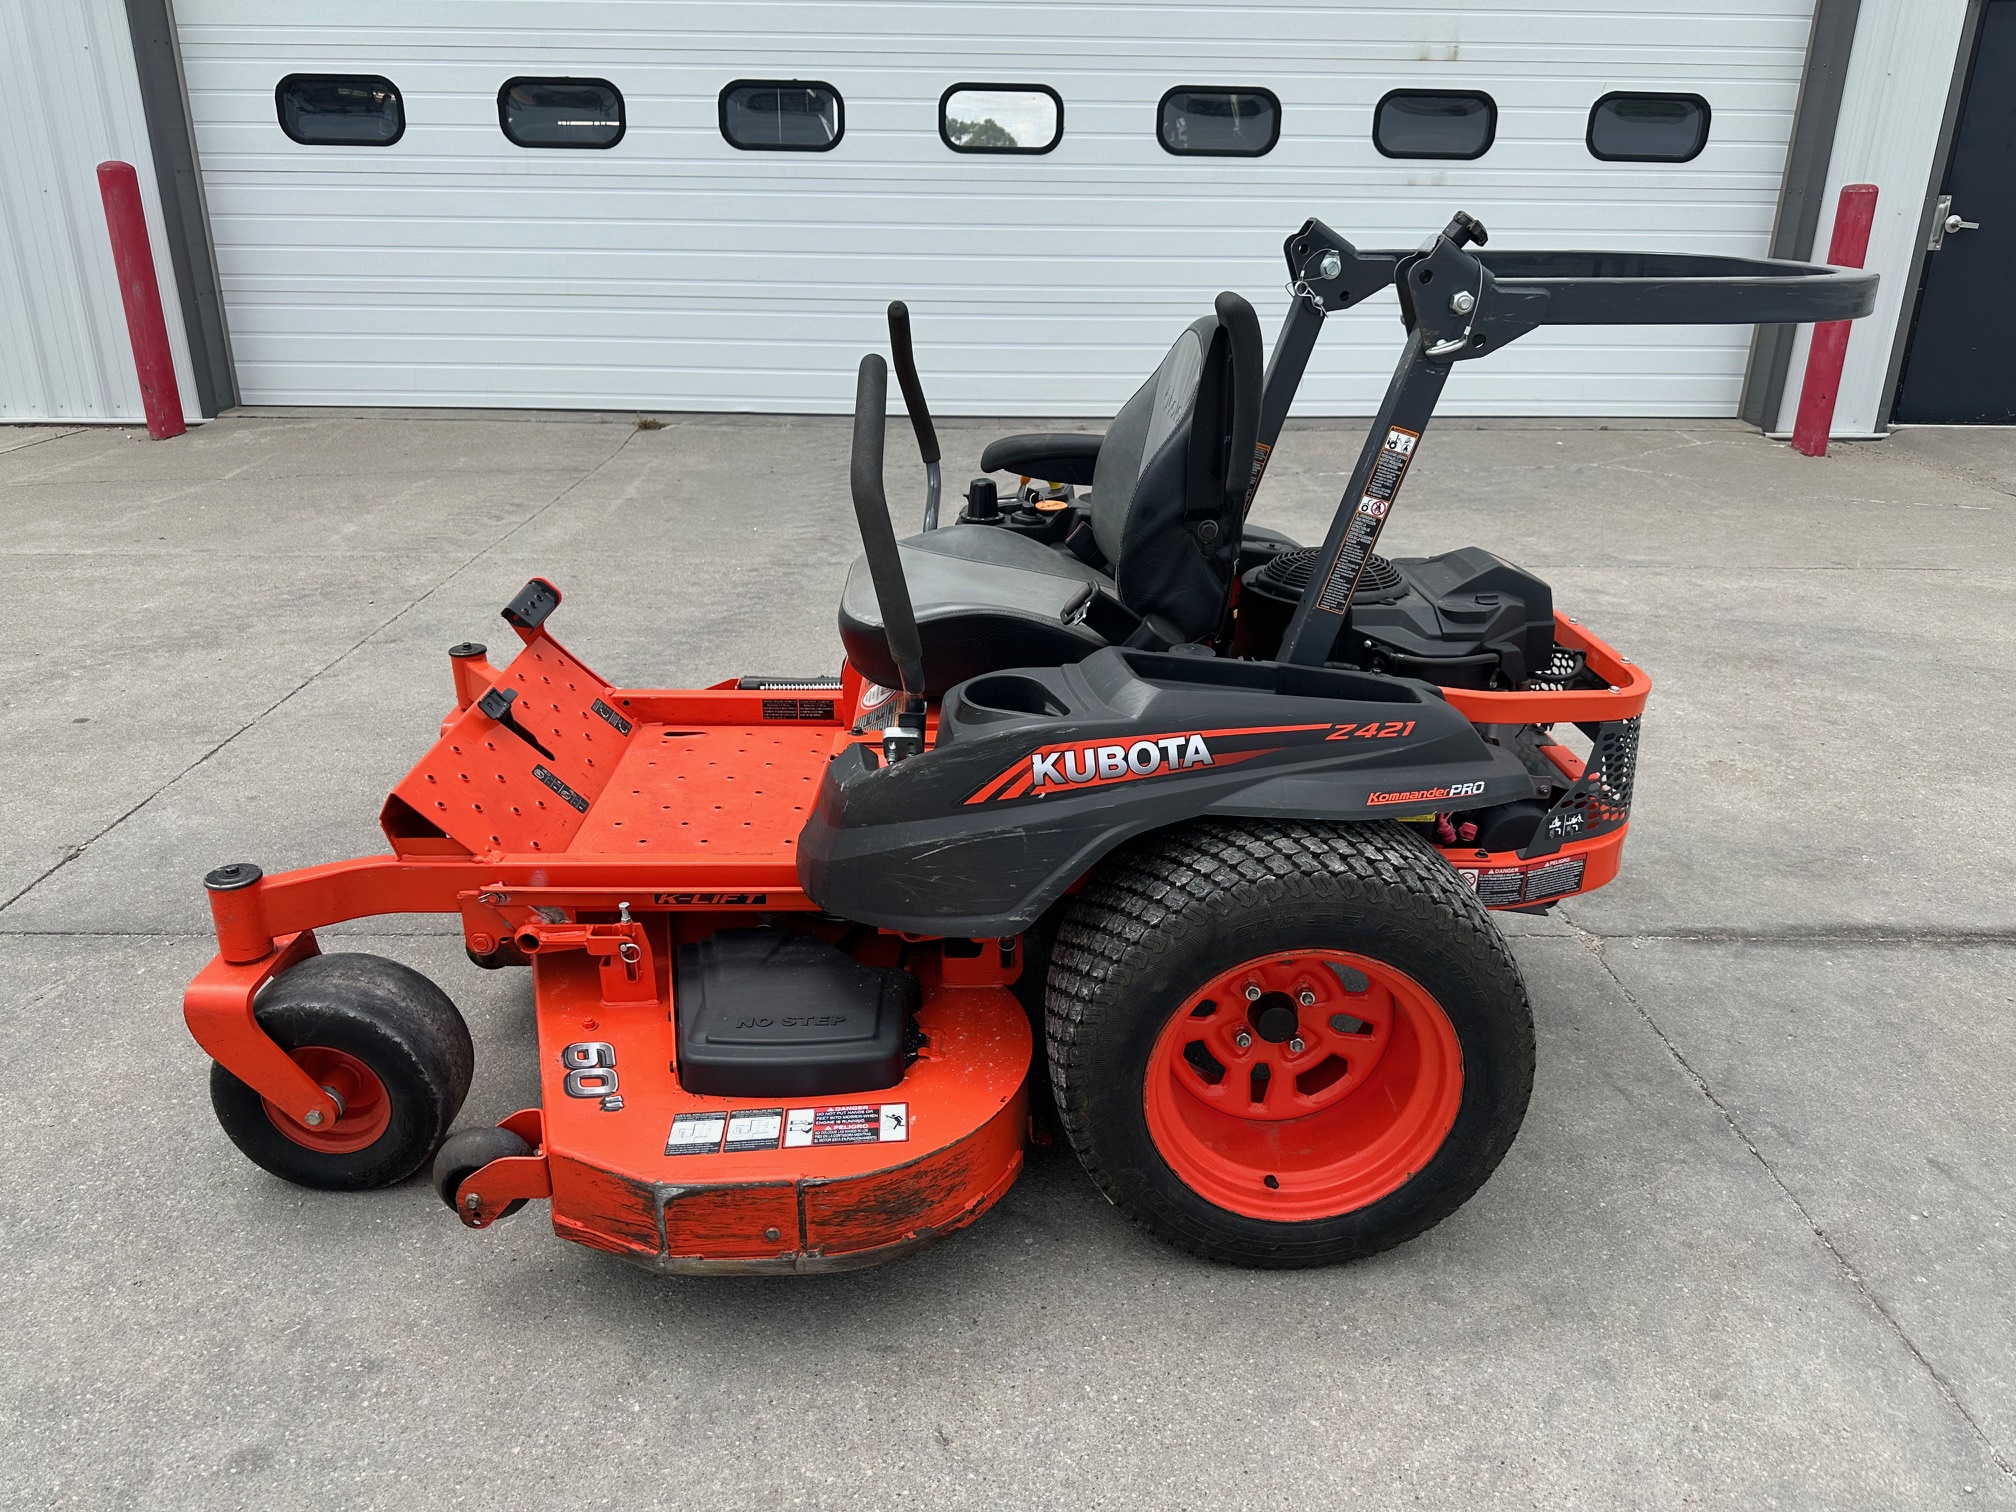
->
{"left": 0, "top": 0, "right": 200, "bottom": 424}
{"left": 175, "top": 0, "right": 1815, "bottom": 416}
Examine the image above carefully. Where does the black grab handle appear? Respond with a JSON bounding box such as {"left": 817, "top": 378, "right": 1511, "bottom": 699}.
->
{"left": 848, "top": 355, "right": 926, "bottom": 702}
{"left": 886, "top": 301, "right": 941, "bottom": 466}
{"left": 1214, "top": 291, "right": 1264, "bottom": 517}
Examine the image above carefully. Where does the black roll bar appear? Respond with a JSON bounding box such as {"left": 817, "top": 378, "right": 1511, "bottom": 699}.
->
{"left": 1272, "top": 214, "right": 1880, "bottom": 667}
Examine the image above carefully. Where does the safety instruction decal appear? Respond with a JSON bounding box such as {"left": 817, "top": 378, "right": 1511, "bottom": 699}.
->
{"left": 723, "top": 1107, "right": 784, "bottom": 1152}
{"left": 1316, "top": 425, "right": 1420, "bottom": 614}
{"left": 784, "top": 1103, "right": 910, "bottom": 1147}
{"left": 665, "top": 1111, "right": 727, "bottom": 1155}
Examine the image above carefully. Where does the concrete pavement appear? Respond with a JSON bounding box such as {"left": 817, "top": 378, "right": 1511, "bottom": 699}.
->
{"left": 1, "top": 409, "right": 2011, "bottom": 1509}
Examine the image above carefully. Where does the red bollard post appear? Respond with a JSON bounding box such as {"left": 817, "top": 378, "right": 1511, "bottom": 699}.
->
{"left": 1790, "top": 183, "right": 1879, "bottom": 457}
{"left": 96, "top": 160, "right": 186, "bottom": 440}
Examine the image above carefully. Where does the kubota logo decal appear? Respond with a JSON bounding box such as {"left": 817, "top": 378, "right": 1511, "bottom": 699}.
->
{"left": 1031, "top": 734, "right": 1216, "bottom": 789}
{"left": 965, "top": 722, "right": 1355, "bottom": 806}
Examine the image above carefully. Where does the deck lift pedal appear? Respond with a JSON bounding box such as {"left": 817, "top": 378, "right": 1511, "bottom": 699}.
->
{"left": 184, "top": 215, "right": 1874, "bottom": 1272}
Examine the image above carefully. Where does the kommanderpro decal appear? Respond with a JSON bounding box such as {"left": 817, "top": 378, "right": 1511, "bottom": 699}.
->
{"left": 963, "top": 720, "right": 1413, "bottom": 806}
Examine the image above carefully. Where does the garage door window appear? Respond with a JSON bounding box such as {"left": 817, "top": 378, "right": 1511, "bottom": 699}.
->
{"left": 499, "top": 78, "right": 625, "bottom": 149}
{"left": 1157, "top": 87, "right": 1281, "bottom": 157}
{"left": 940, "top": 84, "right": 1063, "bottom": 154}
{"left": 276, "top": 74, "right": 404, "bottom": 146}
{"left": 720, "top": 81, "right": 843, "bottom": 151}
{"left": 1373, "top": 90, "right": 1495, "bottom": 160}
{"left": 1587, "top": 93, "right": 1711, "bottom": 162}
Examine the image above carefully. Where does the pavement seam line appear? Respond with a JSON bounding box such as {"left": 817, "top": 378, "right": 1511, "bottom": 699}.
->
{"left": 0, "top": 427, "right": 85, "bottom": 459}
{"left": 1564, "top": 920, "right": 2016, "bottom": 1482}
{"left": 0, "top": 431, "right": 639, "bottom": 919}
{"left": 1558, "top": 923, "right": 2016, "bottom": 946}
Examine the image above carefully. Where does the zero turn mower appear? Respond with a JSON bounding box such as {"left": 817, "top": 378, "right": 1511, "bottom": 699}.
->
{"left": 186, "top": 214, "right": 1874, "bottom": 1271}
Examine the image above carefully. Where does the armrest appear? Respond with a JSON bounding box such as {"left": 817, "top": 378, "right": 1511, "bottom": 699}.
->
{"left": 979, "top": 432, "right": 1102, "bottom": 486}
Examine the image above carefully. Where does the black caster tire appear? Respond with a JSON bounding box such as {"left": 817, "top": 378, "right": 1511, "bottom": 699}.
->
{"left": 209, "top": 952, "right": 475, "bottom": 1192}
{"left": 432, "top": 1125, "right": 533, "bottom": 1218}
{"left": 1047, "top": 819, "right": 1534, "bottom": 1268}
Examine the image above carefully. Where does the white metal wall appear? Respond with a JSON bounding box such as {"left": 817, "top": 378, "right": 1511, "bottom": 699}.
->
{"left": 0, "top": 0, "right": 201, "bottom": 425}
{"left": 174, "top": 0, "right": 1816, "bottom": 417}
{"left": 1775, "top": 0, "right": 1975, "bottom": 438}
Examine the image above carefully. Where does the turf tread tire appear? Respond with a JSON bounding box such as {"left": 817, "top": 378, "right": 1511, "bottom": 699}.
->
{"left": 209, "top": 952, "right": 475, "bottom": 1192}
{"left": 1046, "top": 819, "right": 1534, "bottom": 1267}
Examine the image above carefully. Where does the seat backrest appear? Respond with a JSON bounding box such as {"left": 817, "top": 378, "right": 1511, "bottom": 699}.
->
{"left": 1090, "top": 292, "right": 1262, "bottom": 641}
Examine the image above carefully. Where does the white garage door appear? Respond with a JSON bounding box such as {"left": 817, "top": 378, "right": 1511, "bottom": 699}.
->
{"left": 175, "top": 0, "right": 1814, "bottom": 417}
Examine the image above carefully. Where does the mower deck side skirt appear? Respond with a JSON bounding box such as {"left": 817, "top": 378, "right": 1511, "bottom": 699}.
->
{"left": 529, "top": 950, "right": 1031, "bottom": 1271}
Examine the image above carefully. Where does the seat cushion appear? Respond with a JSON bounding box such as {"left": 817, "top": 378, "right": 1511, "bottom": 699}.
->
{"left": 838, "top": 524, "right": 1114, "bottom": 696}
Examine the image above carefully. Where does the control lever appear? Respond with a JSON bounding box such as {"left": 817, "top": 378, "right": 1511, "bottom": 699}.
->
{"left": 960, "top": 477, "right": 1000, "bottom": 523}
{"left": 886, "top": 301, "right": 943, "bottom": 530}
{"left": 848, "top": 355, "right": 929, "bottom": 763}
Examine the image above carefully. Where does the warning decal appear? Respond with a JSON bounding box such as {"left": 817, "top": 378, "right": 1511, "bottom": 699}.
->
{"left": 783, "top": 1103, "right": 910, "bottom": 1148}
{"left": 723, "top": 1107, "right": 784, "bottom": 1152}
{"left": 532, "top": 764, "right": 591, "bottom": 814}
{"left": 1315, "top": 425, "right": 1420, "bottom": 614}
{"left": 665, "top": 1112, "right": 726, "bottom": 1155}
{"left": 1240, "top": 439, "right": 1273, "bottom": 512}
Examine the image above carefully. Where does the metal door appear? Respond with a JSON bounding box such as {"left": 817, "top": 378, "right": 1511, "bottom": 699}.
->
{"left": 1895, "top": 0, "right": 2016, "bottom": 423}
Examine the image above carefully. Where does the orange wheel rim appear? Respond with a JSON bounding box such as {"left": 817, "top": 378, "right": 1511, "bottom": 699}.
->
{"left": 1143, "top": 949, "right": 1464, "bottom": 1222}
{"left": 262, "top": 1046, "right": 392, "bottom": 1154}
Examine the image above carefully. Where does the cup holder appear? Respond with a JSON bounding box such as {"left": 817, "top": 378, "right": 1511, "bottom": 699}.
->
{"left": 957, "top": 675, "right": 1070, "bottom": 720}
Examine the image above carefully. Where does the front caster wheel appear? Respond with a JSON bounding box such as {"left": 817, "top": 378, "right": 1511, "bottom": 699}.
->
{"left": 209, "top": 953, "right": 475, "bottom": 1191}
{"left": 1047, "top": 819, "right": 1534, "bottom": 1268}
{"left": 432, "top": 1125, "right": 533, "bottom": 1219}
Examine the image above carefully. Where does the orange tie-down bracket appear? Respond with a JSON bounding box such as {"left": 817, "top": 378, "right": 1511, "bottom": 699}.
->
{"left": 506, "top": 912, "right": 658, "bottom": 1005}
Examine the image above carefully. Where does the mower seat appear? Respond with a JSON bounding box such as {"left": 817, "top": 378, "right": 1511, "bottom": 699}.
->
{"left": 840, "top": 292, "right": 1262, "bottom": 697}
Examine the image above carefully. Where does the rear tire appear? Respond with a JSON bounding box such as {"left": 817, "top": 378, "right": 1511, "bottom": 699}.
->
{"left": 1047, "top": 819, "right": 1533, "bottom": 1267}
{"left": 209, "top": 953, "right": 475, "bottom": 1192}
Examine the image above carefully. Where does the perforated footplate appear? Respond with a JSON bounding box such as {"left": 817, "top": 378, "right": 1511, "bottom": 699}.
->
{"left": 391, "top": 633, "right": 636, "bottom": 854}
{"left": 569, "top": 724, "right": 834, "bottom": 857}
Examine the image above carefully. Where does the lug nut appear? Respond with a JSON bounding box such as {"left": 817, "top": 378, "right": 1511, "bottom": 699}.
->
{"left": 1244, "top": 984, "right": 1262, "bottom": 1001}
{"left": 1288, "top": 1037, "right": 1306, "bottom": 1054}
{"left": 1297, "top": 989, "right": 1316, "bottom": 1006}
{"left": 1233, "top": 1031, "right": 1253, "bottom": 1050}
{"left": 1451, "top": 290, "right": 1476, "bottom": 314}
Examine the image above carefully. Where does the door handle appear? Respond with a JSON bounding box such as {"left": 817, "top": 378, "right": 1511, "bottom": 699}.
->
{"left": 1929, "top": 194, "right": 1980, "bottom": 251}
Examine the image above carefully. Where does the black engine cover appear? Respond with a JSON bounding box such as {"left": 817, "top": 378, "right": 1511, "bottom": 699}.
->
{"left": 1347, "top": 546, "right": 1555, "bottom": 687}
{"left": 674, "top": 928, "right": 917, "bottom": 1098}
{"left": 1241, "top": 545, "right": 1555, "bottom": 688}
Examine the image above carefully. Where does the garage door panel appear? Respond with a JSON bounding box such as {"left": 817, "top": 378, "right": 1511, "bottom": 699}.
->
{"left": 177, "top": 0, "right": 1813, "bottom": 415}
